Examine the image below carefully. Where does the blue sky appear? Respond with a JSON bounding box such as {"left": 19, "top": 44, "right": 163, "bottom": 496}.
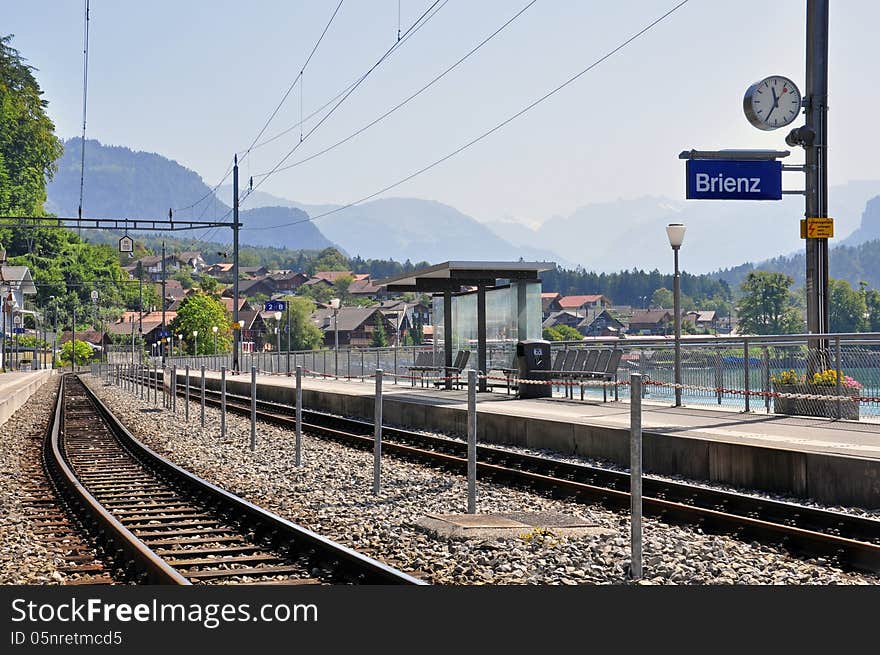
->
{"left": 6, "top": 1, "right": 880, "bottom": 224}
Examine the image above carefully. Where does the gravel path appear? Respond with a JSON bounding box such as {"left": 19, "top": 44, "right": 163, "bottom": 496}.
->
{"left": 86, "top": 375, "right": 877, "bottom": 585}
{"left": 0, "top": 376, "right": 103, "bottom": 584}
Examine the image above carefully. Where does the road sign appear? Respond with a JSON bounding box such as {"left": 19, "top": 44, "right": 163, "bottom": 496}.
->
{"left": 232, "top": 322, "right": 242, "bottom": 330}
{"left": 685, "top": 159, "right": 782, "bottom": 200}
{"left": 13, "top": 327, "right": 25, "bottom": 334}
{"left": 118, "top": 235, "right": 134, "bottom": 253}
{"left": 264, "top": 300, "right": 287, "bottom": 312}
{"left": 803, "top": 217, "right": 834, "bottom": 239}
{"left": 13, "top": 314, "right": 21, "bottom": 324}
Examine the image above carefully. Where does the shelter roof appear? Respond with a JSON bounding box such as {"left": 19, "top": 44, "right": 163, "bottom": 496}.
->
{"left": 378, "top": 261, "right": 555, "bottom": 292}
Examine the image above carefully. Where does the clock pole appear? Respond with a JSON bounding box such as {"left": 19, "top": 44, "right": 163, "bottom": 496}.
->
{"left": 804, "top": 0, "right": 829, "bottom": 358}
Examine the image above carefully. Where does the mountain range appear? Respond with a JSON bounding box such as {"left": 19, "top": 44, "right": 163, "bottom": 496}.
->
{"left": 46, "top": 138, "right": 880, "bottom": 286}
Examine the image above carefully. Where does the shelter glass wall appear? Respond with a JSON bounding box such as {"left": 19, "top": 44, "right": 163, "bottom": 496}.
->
{"left": 432, "top": 281, "right": 542, "bottom": 369}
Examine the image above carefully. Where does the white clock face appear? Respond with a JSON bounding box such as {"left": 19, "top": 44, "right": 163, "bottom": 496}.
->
{"left": 744, "top": 76, "right": 802, "bottom": 130}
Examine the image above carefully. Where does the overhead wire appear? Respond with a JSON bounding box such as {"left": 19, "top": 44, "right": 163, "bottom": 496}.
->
{"left": 77, "top": 0, "right": 91, "bottom": 233}
{"left": 238, "top": 0, "right": 345, "bottom": 165}
{"left": 255, "top": 0, "right": 538, "bottom": 178}
{"left": 247, "top": 0, "right": 447, "bottom": 197}
{"left": 245, "top": 0, "right": 690, "bottom": 233}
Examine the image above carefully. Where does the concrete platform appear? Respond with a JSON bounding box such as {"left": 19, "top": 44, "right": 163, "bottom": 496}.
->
{"left": 162, "top": 369, "right": 880, "bottom": 508}
{"left": 0, "top": 370, "right": 54, "bottom": 428}
{"left": 416, "top": 511, "right": 606, "bottom": 540}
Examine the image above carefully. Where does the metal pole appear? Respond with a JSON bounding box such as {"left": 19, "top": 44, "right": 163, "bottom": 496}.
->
{"left": 71, "top": 306, "right": 76, "bottom": 373}
{"left": 172, "top": 365, "right": 177, "bottom": 413}
{"left": 153, "top": 360, "right": 158, "bottom": 407}
{"left": 200, "top": 365, "right": 206, "bottom": 427}
{"left": 467, "top": 369, "right": 477, "bottom": 513}
{"left": 232, "top": 155, "right": 241, "bottom": 375}
{"left": 373, "top": 369, "right": 383, "bottom": 495}
{"left": 673, "top": 246, "right": 682, "bottom": 406}
{"left": 250, "top": 365, "right": 257, "bottom": 450}
{"left": 286, "top": 304, "right": 291, "bottom": 376}
{"left": 743, "top": 338, "right": 751, "bottom": 412}
{"left": 161, "top": 241, "right": 166, "bottom": 365}
{"left": 220, "top": 366, "right": 227, "bottom": 439}
{"left": 763, "top": 347, "right": 771, "bottom": 413}
{"left": 334, "top": 310, "right": 339, "bottom": 378}
{"left": 804, "top": 0, "right": 830, "bottom": 365}
{"left": 184, "top": 365, "right": 190, "bottom": 422}
{"left": 295, "top": 365, "right": 302, "bottom": 467}
{"left": 630, "top": 373, "right": 643, "bottom": 581}
{"left": 834, "top": 335, "right": 842, "bottom": 420}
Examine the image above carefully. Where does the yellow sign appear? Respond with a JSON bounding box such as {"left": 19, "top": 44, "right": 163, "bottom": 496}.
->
{"left": 232, "top": 322, "right": 242, "bottom": 330}
{"left": 803, "top": 217, "right": 834, "bottom": 239}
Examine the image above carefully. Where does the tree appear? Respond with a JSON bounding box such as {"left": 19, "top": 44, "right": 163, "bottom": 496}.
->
{"left": 59, "top": 339, "right": 92, "bottom": 366}
{"left": 168, "top": 292, "right": 231, "bottom": 355}
{"left": 554, "top": 325, "right": 583, "bottom": 341}
{"left": 198, "top": 274, "right": 220, "bottom": 296}
{"left": 737, "top": 271, "right": 802, "bottom": 335}
{"left": 863, "top": 284, "right": 880, "bottom": 332}
{"left": 543, "top": 326, "right": 563, "bottom": 341}
{"left": 371, "top": 313, "right": 389, "bottom": 347}
{"left": 284, "top": 296, "right": 324, "bottom": 351}
{"left": 651, "top": 287, "right": 674, "bottom": 309}
{"left": 828, "top": 278, "right": 867, "bottom": 333}
{"left": 0, "top": 34, "right": 64, "bottom": 216}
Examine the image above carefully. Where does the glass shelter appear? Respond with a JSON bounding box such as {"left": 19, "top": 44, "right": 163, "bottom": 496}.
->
{"left": 379, "top": 261, "right": 554, "bottom": 391}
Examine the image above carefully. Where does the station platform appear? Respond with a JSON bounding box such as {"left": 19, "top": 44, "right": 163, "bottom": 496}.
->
{"left": 0, "top": 369, "right": 54, "bottom": 428}
{"left": 158, "top": 368, "right": 880, "bottom": 508}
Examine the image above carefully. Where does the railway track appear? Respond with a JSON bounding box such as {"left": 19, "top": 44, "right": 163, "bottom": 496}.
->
{"left": 48, "top": 375, "right": 423, "bottom": 585}
{"left": 132, "top": 370, "right": 880, "bottom": 574}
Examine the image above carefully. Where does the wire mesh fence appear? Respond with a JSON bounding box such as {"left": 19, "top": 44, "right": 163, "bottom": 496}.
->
{"left": 151, "top": 333, "right": 880, "bottom": 423}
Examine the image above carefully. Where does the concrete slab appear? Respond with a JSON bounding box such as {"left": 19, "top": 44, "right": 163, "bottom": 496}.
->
{"left": 0, "top": 370, "right": 54, "bottom": 428}
{"left": 416, "top": 511, "right": 608, "bottom": 540}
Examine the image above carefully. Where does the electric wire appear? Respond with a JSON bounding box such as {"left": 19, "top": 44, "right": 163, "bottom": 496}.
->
{"left": 247, "top": 0, "right": 447, "bottom": 197}
{"left": 238, "top": 0, "right": 345, "bottom": 165}
{"left": 246, "top": 0, "right": 690, "bottom": 232}
{"left": 77, "top": 0, "right": 90, "bottom": 233}
{"left": 254, "top": 0, "right": 538, "bottom": 178}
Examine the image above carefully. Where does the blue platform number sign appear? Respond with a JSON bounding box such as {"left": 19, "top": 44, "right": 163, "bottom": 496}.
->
{"left": 686, "top": 159, "right": 782, "bottom": 200}
{"left": 264, "top": 300, "right": 287, "bottom": 312}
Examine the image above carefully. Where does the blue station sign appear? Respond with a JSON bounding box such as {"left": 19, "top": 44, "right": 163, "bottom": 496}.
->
{"left": 685, "top": 159, "right": 782, "bottom": 200}
{"left": 264, "top": 300, "right": 287, "bottom": 312}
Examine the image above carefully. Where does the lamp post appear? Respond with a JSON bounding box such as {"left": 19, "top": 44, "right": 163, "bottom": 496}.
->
{"left": 177, "top": 333, "right": 183, "bottom": 360}
{"left": 329, "top": 298, "right": 340, "bottom": 378}
{"left": 193, "top": 330, "right": 199, "bottom": 357}
{"left": 666, "top": 223, "right": 686, "bottom": 407}
{"left": 212, "top": 325, "right": 218, "bottom": 355}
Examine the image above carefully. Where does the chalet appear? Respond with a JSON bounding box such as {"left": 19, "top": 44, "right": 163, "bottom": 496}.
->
{"left": 176, "top": 251, "right": 206, "bottom": 273}
{"left": 541, "top": 292, "right": 562, "bottom": 317}
{"left": 239, "top": 310, "right": 268, "bottom": 352}
{"left": 0, "top": 265, "right": 37, "bottom": 315}
{"left": 347, "top": 276, "right": 384, "bottom": 300}
{"left": 542, "top": 310, "right": 583, "bottom": 331}
{"left": 205, "top": 262, "right": 235, "bottom": 282}
{"left": 58, "top": 330, "right": 111, "bottom": 353}
{"left": 557, "top": 294, "right": 610, "bottom": 315}
{"left": 135, "top": 254, "right": 179, "bottom": 282}
{"left": 628, "top": 309, "right": 673, "bottom": 335}
{"left": 684, "top": 310, "right": 718, "bottom": 331}
{"left": 240, "top": 266, "right": 269, "bottom": 278}
{"left": 269, "top": 271, "right": 309, "bottom": 294}
{"left": 310, "top": 307, "right": 397, "bottom": 348}
{"left": 222, "top": 277, "right": 276, "bottom": 299}
{"left": 312, "top": 271, "right": 353, "bottom": 283}
{"left": 578, "top": 310, "right": 627, "bottom": 337}
{"left": 221, "top": 297, "right": 253, "bottom": 316}
{"left": 377, "top": 299, "right": 431, "bottom": 327}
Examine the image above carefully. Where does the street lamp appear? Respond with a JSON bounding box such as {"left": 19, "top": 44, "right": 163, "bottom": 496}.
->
{"left": 212, "top": 325, "right": 218, "bottom": 354}
{"left": 177, "top": 333, "right": 183, "bottom": 360}
{"left": 193, "top": 330, "right": 199, "bottom": 356}
{"left": 329, "top": 298, "right": 340, "bottom": 378}
{"left": 666, "top": 223, "right": 686, "bottom": 407}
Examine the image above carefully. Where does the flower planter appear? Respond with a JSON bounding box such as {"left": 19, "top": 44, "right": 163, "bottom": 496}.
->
{"left": 772, "top": 383, "right": 860, "bottom": 420}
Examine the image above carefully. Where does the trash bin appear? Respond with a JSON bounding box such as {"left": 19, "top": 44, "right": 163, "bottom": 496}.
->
{"left": 516, "top": 339, "right": 551, "bottom": 399}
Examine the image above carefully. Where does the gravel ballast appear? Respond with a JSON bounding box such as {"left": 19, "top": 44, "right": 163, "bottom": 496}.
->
{"left": 0, "top": 376, "right": 95, "bottom": 584}
{"left": 86, "top": 375, "right": 877, "bottom": 585}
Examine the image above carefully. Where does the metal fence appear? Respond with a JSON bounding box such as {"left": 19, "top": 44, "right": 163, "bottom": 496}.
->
{"left": 156, "top": 333, "right": 880, "bottom": 423}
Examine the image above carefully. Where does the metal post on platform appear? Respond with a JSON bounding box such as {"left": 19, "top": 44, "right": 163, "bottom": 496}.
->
{"left": 153, "top": 360, "right": 158, "bottom": 407}
{"left": 295, "top": 365, "right": 302, "bottom": 467}
{"left": 834, "top": 335, "right": 842, "bottom": 420}
{"left": 762, "top": 347, "right": 770, "bottom": 413}
{"left": 200, "top": 365, "right": 206, "bottom": 427}
{"left": 220, "top": 366, "right": 227, "bottom": 439}
{"left": 743, "top": 339, "right": 751, "bottom": 413}
{"left": 172, "top": 365, "right": 177, "bottom": 414}
{"left": 185, "top": 365, "right": 190, "bottom": 422}
{"left": 630, "top": 372, "right": 643, "bottom": 581}
{"left": 250, "top": 366, "right": 257, "bottom": 451}
{"left": 373, "top": 369, "right": 383, "bottom": 495}
{"left": 467, "top": 369, "right": 477, "bottom": 513}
